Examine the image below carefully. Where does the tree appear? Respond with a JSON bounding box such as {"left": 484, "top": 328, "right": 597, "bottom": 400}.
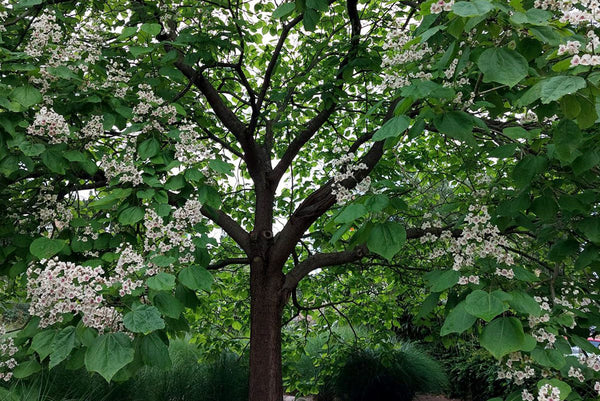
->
{"left": 1, "top": 0, "right": 600, "bottom": 400}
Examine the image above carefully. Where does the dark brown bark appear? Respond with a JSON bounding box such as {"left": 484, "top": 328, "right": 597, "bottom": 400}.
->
{"left": 248, "top": 256, "right": 286, "bottom": 401}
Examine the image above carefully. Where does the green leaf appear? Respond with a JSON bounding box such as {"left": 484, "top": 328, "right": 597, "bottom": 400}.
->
{"left": 272, "top": 3, "right": 295, "bottom": 19}
{"left": 15, "top": 0, "right": 42, "bottom": 8}
{"left": 512, "top": 155, "right": 547, "bottom": 187}
{"left": 19, "top": 141, "right": 45, "bottom": 157}
{"left": 153, "top": 292, "right": 185, "bottom": 318}
{"left": 138, "top": 138, "right": 160, "bottom": 159}
{"left": 577, "top": 217, "right": 600, "bottom": 243}
{"left": 539, "top": 76, "right": 586, "bottom": 104}
{"left": 208, "top": 159, "right": 233, "bottom": 175}
{"left": 477, "top": 48, "right": 529, "bottom": 87}
{"left": 480, "top": 317, "right": 525, "bottom": 359}
{"left": 531, "top": 347, "right": 565, "bottom": 369}
{"left": 429, "top": 270, "right": 460, "bottom": 292}
{"left": 13, "top": 359, "right": 41, "bottom": 379}
{"left": 306, "top": 0, "right": 328, "bottom": 11}
{"left": 372, "top": 116, "right": 410, "bottom": 141}
{"left": 441, "top": 301, "right": 477, "bottom": 336}
{"left": 464, "top": 290, "right": 507, "bottom": 322}
{"left": 140, "top": 333, "right": 171, "bottom": 370}
{"left": 366, "top": 221, "right": 406, "bottom": 261}
{"left": 11, "top": 85, "right": 42, "bottom": 108}
{"left": 49, "top": 327, "right": 76, "bottom": 369}
{"left": 147, "top": 272, "right": 176, "bottom": 291}
{"left": 508, "top": 290, "right": 542, "bottom": 316}
{"left": 85, "top": 333, "right": 135, "bottom": 382}
{"left": 303, "top": 8, "right": 320, "bottom": 31}
{"left": 140, "top": 23, "right": 161, "bottom": 36}
{"left": 123, "top": 304, "right": 165, "bottom": 334}
{"left": 31, "top": 330, "right": 57, "bottom": 360}
{"left": 452, "top": 0, "right": 494, "bottom": 16}
{"left": 118, "top": 206, "right": 145, "bottom": 225}
{"left": 117, "top": 26, "right": 138, "bottom": 40}
{"left": 178, "top": 266, "right": 214, "bottom": 291}
{"left": 433, "top": 111, "right": 476, "bottom": 146}
{"left": 334, "top": 204, "right": 368, "bottom": 224}
{"left": 30, "top": 237, "right": 66, "bottom": 259}
{"left": 149, "top": 255, "right": 176, "bottom": 267}
{"left": 41, "top": 148, "right": 68, "bottom": 174}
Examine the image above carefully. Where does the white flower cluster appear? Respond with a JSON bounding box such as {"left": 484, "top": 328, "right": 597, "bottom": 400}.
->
{"left": 534, "top": 1, "right": 600, "bottom": 67}
{"left": 27, "top": 107, "right": 70, "bottom": 144}
{"left": 497, "top": 352, "right": 536, "bottom": 385}
{"left": 558, "top": 40, "right": 582, "bottom": 55}
{"left": 143, "top": 199, "right": 204, "bottom": 273}
{"left": 100, "top": 139, "right": 144, "bottom": 186}
{"left": 595, "top": 381, "right": 600, "bottom": 395}
{"left": 567, "top": 366, "right": 585, "bottom": 382}
{"left": 430, "top": 0, "right": 454, "bottom": 14}
{"left": 81, "top": 115, "right": 104, "bottom": 141}
{"left": 34, "top": 185, "right": 73, "bottom": 233}
{"left": 458, "top": 275, "right": 479, "bottom": 285}
{"left": 421, "top": 204, "right": 514, "bottom": 274}
{"left": 133, "top": 84, "right": 177, "bottom": 130}
{"left": 175, "top": 124, "right": 211, "bottom": 165}
{"left": 114, "top": 244, "right": 145, "bottom": 297}
{"left": 99, "top": 61, "right": 132, "bottom": 98}
{"left": 26, "top": 258, "right": 122, "bottom": 332}
{"left": 330, "top": 141, "right": 370, "bottom": 204}
{"left": 532, "top": 327, "right": 557, "bottom": 346}
{"left": 0, "top": 325, "right": 18, "bottom": 382}
{"left": 579, "top": 353, "right": 600, "bottom": 371}
{"left": 24, "top": 11, "right": 62, "bottom": 58}
{"left": 381, "top": 26, "right": 434, "bottom": 90}
{"left": 522, "top": 389, "right": 534, "bottom": 401}
{"left": 537, "top": 383, "right": 560, "bottom": 401}
{"left": 0, "top": 11, "right": 7, "bottom": 33}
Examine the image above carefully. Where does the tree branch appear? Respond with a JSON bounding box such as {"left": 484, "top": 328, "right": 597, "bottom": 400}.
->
{"left": 270, "top": 97, "right": 400, "bottom": 268}
{"left": 201, "top": 205, "right": 251, "bottom": 253}
{"left": 269, "top": 0, "right": 362, "bottom": 184}
{"left": 283, "top": 245, "right": 367, "bottom": 291}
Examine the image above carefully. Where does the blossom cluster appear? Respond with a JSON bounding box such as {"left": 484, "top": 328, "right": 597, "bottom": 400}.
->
{"left": 143, "top": 198, "right": 204, "bottom": 272}
{"left": 34, "top": 185, "right": 73, "bottom": 233}
{"left": 329, "top": 141, "right": 371, "bottom": 204}
{"left": 534, "top": 1, "right": 600, "bottom": 67}
{"left": 27, "top": 107, "right": 71, "bottom": 144}
{"left": 537, "top": 384, "right": 560, "bottom": 401}
{"left": 381, "top": 26, "right": 434, "bottom": 90}
{"left": 497, "top": 352, "right": 536, "bottom": 385}
{"left": 430, "top": 0, "right": 454, "bottom": 14}
{"left": 132, "top": 84, "right": 177, "bottom": 131}
{"left": 421, "top": 204, "right": 514, "bottom": 276}
{"left": 26, "top": 258, "right": 122, "bottom": 332}
{"left": 100, "top": 138, "right": 144, "bottom": 185}
{"left": 174, "top": 124, "right": 211, "bottom": 165}
{"left": 0, "top": 325, "right": 18, "bottom": 382}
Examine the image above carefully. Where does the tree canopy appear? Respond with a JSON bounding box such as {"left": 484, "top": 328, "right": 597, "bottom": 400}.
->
{"left": 1, "top": 0, "right": 600, "bottom": 400}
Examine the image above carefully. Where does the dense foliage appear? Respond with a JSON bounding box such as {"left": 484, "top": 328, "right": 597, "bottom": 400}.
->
{"left": 1, "top": 0, "right": 600, "bottom": 399}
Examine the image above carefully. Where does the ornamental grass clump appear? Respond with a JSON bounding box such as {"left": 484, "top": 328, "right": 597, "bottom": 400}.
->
{"left": 318, "top": 342, "right": 448, "bottom": 401}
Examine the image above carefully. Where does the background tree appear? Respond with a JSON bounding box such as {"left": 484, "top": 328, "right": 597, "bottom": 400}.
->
{"left": 1, "top": 0, "right": 600, "bottom": 401}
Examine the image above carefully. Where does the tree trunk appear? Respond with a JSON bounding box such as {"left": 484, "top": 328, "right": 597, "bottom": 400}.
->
{"left": 248, "top": 257, "right": 285, "bottom": 401}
